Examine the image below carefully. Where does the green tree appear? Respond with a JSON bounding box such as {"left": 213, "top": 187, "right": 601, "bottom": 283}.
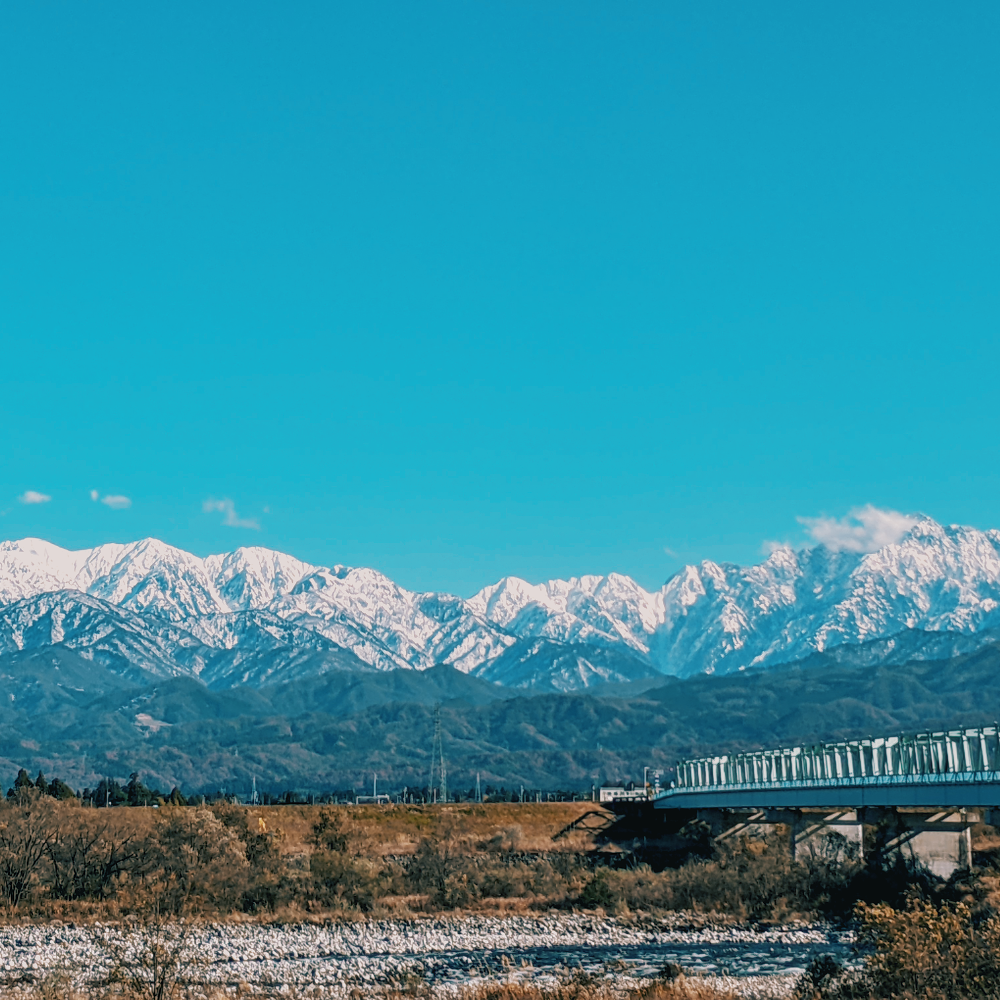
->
{"left": 6, "top": 769, "right": 34, "bottom": 800}
{"left": 47, "top": 778, "right": 77, "bottom": 800}
{"left": 127, "top": 772, "right": 152, "bottom": 806}
{"left": 93, "top": 778, "right": 128, "bottom": 807}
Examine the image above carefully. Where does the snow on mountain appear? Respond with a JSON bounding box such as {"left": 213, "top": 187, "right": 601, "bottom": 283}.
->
{"left": 276, "top": 567, "right": 516, "bottom": 672}
{"left": 205, "top": 547, "right": 317, "bottom": 610}
{"left": 469, "top": 519, "right": 1000, "bottom": 681}
{"left": 0, "top": 591, "right": 204, "bottom": 680}
{"left": 2, "top": 517, "right": 1000, "bottom": 690}
{"left": 468, "top": 573, "right": 664, "bottom": 653}
{"left": 474, "top": 638, "right": 658, "bottom": 692}
{"left": 0, "top": 538, "right": 316, "bottom": 619}
{"left": 646, "top": 520, "right": 1000, "bottom": 676}
{"left": 180, "top": 609, "right": 335, "bottom": 652}
{"left": 0, "top": 539, "right": 518, "bottom": 681}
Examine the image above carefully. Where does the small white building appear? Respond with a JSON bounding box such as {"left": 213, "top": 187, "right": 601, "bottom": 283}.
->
{"left": 599, "top": 786, "right": 648, "bottom": 803}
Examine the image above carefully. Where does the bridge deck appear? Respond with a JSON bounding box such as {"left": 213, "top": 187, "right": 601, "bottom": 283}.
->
{"left": 653, "top": 772, "right": 1000, "bottom": 810}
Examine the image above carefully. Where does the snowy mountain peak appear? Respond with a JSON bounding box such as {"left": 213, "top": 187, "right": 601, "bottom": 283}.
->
{"left": 3, "top": 516, "right": 1000, "bottom": 690}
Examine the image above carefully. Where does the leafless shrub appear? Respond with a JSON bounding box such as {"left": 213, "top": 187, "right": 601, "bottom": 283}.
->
{"left": 579, "top": 839, "right": 864, "bottom": 921}
{"left": 358, "top": 973, "right": 739, "bottom": 1000}
{"left": 149, "top": 807, "right": 249, "bottom": 914}
{"left": 211, "top": 803, "right": 294, "bottom": 913}
{"left": 407, "top": 836, "right": 477, "bottom": 908}
{"left": 808, "top": 898, "right": 1000, "bottom": 1000}
{"left": 48, "top": 813, "right": 154, "bottom": 901}
{"left": 0, "top": 790, "right": 58, "bottom": 909}
{"left": 90, "top": 900, "right": 200, "bottom": 1000}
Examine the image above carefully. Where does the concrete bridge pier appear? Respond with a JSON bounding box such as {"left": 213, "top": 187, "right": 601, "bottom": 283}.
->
{"left": 863, "top": 808, "right": 978, "bottom": 879}
{"left": 789, "top": 810, "right": 864, "bottom": 862}
{"left": 693, "top": 806, "right": 979, "bottom": 875}
{"left": 696, "top": 808, "right": 863, "bottom": 862}
{"left": 700, "top": 809, "right": 776, "bottom": 845}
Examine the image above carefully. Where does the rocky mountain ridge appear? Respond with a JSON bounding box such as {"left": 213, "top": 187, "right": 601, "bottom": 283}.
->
{"left": 2, "top": 517, "right": 1000, "bottom": 690}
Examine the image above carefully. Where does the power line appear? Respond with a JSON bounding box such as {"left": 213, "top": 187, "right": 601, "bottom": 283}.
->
{"left": 429, "top": 705, "right": 447, "bottom": 804}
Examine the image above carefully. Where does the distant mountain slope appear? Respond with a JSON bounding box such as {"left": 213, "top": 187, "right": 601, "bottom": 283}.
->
{"left": 2, "top": 642, "right": 999, "bottom": 796}
{"left": 474, "top": 639, "right": 657, "bottom": 691}
{"left": 0, "top": 590, "right": 206, "bottom": 680}
{"left": 2, "top": 517, "right": 1000, "bottom": 689}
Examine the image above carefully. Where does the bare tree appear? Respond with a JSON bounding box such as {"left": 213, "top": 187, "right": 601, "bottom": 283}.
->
{"left": 48, "top": 813, "right": 154, "bottom": 900}
{"left": 92, "top": 898, "right": 198, "bottom": 1000}
{"left": 0, "top": 790, "right": 58, "bottom": 909}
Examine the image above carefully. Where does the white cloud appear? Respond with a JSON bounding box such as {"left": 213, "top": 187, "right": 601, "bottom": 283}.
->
{"left": 18, "top": 490, "right": 51, "bottom": 505}
{"left": 761, "top": 540, "right": 793, "bottom": 556}
{"left": 90, "top": 489, "right": 131, "bottom": 509}
{"left": 202, "top": 497, "right": 260, "bottom": 530}
{"left": 798, "top": 504, "right": 919, "bottom": 554}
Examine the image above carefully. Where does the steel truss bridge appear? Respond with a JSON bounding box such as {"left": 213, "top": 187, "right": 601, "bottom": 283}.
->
{"left": 657, "top": 726, "right": 1000, "bottom": 810}
{"left": 647, "top": 727, "right": 1000, "bottom": 876}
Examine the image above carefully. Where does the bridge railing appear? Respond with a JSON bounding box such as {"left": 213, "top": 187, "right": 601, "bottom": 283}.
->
{"left": 676, "top": 726, "right": 1000, "bottom": 790}
{"left": 660, "top": 768, "right": 1000, "bottom": 800}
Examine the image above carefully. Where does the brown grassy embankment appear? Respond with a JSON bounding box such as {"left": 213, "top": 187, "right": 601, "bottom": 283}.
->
{"left": 250, "top": 801, "right": 603, "bottom": 856}
{"left": 7, "top": 790, "right": 998, "bottom": 926}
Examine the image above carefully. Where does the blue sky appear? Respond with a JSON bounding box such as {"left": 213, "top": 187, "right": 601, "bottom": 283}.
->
{"left": 1, "top": 3, "right": 998, "bottom": 595}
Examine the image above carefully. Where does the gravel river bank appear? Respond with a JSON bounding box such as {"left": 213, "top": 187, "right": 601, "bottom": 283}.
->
{"left": 0, "top": 915, "right": 856, "bottom": 997}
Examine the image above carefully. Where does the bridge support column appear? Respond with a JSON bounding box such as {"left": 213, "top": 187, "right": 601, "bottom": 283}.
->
{"left": 695, "top": 809, "right": 783, "bottom": 845}
{"left": 790, "top": 810, "right": 864, "bottom": 863}
{"left": 694, "top": 808, "right": 862, "bottom": 862}
{"left": 866, "top": 809, "right": 978, "bottom": 879}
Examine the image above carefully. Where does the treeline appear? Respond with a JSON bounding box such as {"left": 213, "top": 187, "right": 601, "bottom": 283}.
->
{"left": 5, "top": 769, "right": 590, "bottom": 808}
{"left": 7, "top": 769, "right": 188, "bottom": 807}
{"left": 6, "top": 768, "right": 344, "bottom": 808}
{"left": 0, "top": 790, "right": 589, "bottom": 917}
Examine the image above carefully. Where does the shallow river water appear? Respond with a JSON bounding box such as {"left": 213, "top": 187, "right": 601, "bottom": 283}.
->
{"left": 405, "top": 938, "right": 856, "bottom": 982}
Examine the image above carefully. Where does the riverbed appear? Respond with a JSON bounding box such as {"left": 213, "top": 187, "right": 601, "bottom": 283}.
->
{"left": 0, "top": 914, "right": 856, "bottom": 996}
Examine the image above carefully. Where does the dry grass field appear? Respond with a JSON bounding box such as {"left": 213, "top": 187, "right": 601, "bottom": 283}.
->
{"left": 249, "top": 801, "right": 606, "bottom": 856}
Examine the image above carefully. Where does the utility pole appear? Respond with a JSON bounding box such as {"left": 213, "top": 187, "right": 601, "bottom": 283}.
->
{"left": 643, "top": 767, "right": 662, "bottom": 799}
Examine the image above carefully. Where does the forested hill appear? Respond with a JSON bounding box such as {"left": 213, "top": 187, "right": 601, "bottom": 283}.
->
{"left": 2, "top": 642, "right": 998, "bottom": 797}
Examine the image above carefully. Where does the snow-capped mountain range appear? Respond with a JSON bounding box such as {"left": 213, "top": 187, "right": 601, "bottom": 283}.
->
{"left": 2, "top": 517, "right": 1000, "bottom": 691}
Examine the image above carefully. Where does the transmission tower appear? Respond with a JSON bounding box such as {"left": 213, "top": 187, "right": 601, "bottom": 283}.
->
{"left": 429, "top": 705, "right": 447, "bottom": 804}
